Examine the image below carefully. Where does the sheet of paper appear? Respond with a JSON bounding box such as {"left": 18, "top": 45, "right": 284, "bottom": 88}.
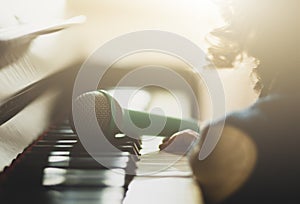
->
{"left": 0, "top": 15, "right": 86, "bottom": 68}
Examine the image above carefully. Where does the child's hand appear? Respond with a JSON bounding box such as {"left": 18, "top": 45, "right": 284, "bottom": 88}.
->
{"left": 159, "top": 129, "right": 200, "bottom": 155}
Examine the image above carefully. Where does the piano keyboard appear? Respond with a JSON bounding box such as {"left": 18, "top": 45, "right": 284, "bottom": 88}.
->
{"left": 0, "top": 118, "right": 141, "bottom": 204}
{"left": 0, "top": 118, "right": 203, "bottom": 204}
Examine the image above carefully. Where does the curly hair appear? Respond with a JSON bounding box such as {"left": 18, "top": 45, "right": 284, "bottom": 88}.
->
{"left": 208, "top": 0, "right": 300, "bottom": 95}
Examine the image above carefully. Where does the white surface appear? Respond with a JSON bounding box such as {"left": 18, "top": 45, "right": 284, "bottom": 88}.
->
{"left": 136, "top": 136, "right": 192, "bottom": 177}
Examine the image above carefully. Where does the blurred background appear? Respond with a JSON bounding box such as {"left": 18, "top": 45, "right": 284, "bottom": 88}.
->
{"left": 0, "top": 0, "right": 258, "bottom": 119}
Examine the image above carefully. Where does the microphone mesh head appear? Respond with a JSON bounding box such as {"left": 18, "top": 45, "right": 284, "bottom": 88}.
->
{"left": 95, "top": 91, "right": 112, "bottom": 130}
{"left": 72, "top": 90, "right": 122, "bottom": 136}
{"left": 73, "top": 91, "right": 111, "bottom": 131}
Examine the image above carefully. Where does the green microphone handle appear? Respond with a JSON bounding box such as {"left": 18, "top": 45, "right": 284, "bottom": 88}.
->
{"left": 121, "top": 109, "right": 200, "bottom": 137}
{"left": 100, "top": 89, "right": 200, "bottom": 138}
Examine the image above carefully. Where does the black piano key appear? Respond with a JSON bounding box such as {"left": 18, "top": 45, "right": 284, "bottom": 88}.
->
{"left": 43, "top": 167, "right": 126, "bottom": 187}
{"left": 47, "top": 156, "right": 131, "bottom": 169}
{"left": 50, "top": 151, "right": 72, "bottom": 156}
{"left": 47, "top": 128, "right": 74, "bottom": 134}
{"left": 26, "top": 148, "right": 139, "bottom": 163}
{"left": 122, "top": 141, "right": 141, "bottom": 155}
{"left": 111, "top": 139, "right": 140, "bottom": 153}
{"left": 30, "top": 144, "right": 74, "bottom": 153}
{"left": 43, "top": 187, "right": 124, "bottom": 204}
{"left": 56, "top": 140, "right": 77, "bottom": 144}
{"left": 114, "top": 136, "right": 142, "bottom": 149}
{"left": 71, "top": 141, "right": 140, "bottom": 160}
{"left": 36, "top": 139, "right": 78, "bottom": 145}
{"left": 42, "top": 134, "right": 78, "bottom": 141}
{"left": 52, "top": 151, "right": 132, "bottom": 158}
{"left": 69, "top": 150, "right": 139, "bottom": 162}
{"left": 118, "top": 145, "right": 140, "bottom": 157}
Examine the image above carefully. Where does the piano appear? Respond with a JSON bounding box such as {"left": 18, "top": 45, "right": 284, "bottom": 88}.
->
{"left": 0, "top": 11, "right": 203, "bottom": 204}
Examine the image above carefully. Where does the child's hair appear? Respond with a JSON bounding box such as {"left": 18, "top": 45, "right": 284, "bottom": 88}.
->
{"left": 208, "top": 0, "right": 299, "bottom": 95}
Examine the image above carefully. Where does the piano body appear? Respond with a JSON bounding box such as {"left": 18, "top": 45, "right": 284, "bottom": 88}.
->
{"left": 0, "top": 1, "right": 209, "bottom": 203}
